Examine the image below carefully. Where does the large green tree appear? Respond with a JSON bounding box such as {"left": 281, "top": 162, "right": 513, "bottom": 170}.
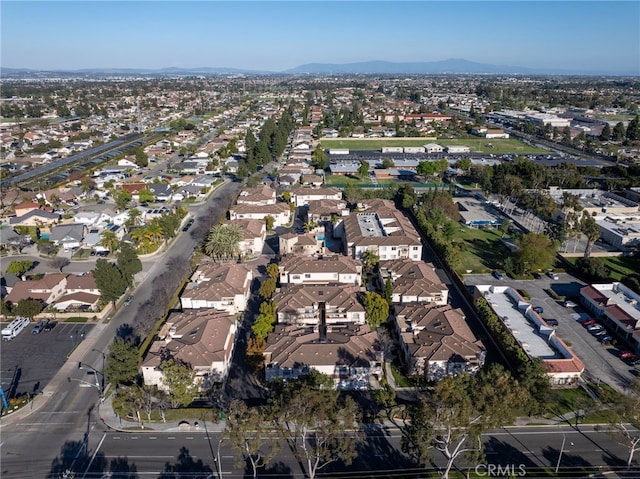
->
{"left": 362, "top": 292, "right": 389, "bottom": 330}
{"left": 161, "top": 358, "right": 198, "bottom": 408}
{"left": 13, "top": 298, "right": 44, "bottom": 319}
{"left": 6, "top": 260, "right": 34, "bottom": 277}
{"left": 105, "top": 337, "right": 139, "bottom": 386}
{"left": 116, "top": 242, "right": 142, "bottom": 287}
{"left": 514, "top": 232, "right": 557, "bottom": 275}
{"left": 93, "top": 258, "right": 128, "bottom": 307}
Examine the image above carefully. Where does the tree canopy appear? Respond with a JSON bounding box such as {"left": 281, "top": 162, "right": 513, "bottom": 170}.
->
{"left": 105, "top": 337, "right": 139, "bottom": 386}
{"left": 93, "top": 258, "right": 128, "bottom": 307}
{"left": 203, "top": 223, "right": 243, "bottom": 260}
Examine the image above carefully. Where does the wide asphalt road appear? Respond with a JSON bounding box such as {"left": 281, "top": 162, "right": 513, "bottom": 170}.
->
{"left": 71, "top": 425, "right": 635, "bottom": 478}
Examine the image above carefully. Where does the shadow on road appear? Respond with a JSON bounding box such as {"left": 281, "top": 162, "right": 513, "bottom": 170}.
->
{"left": 158, "top": 446, "right": 213, "bottom": 479}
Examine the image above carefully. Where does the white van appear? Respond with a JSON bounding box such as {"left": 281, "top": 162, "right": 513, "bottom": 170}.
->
{"left": 1, "top": 317, "right": 31, "bottom": 341}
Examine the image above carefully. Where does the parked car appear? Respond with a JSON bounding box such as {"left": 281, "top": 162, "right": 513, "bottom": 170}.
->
{"left": 598, "top": 335, "right": 613, "bottom": 343}
{"left": 32, "top": 319, "right": 49, "bottom": 334}
{"left": 43, "top": 321, "right": 56, "bottom": 332}
{"left": 620, "top": 351, "right": 638, "bottom": 360}
{"left": 563, "top": 300, "right": 577, "bottom": 308}
{"left": 580, "top": 318, "right": 596, "bottom": 326}
{"left": 533, "top": 306, "right": 544, "bottom": 314}
{"left": 587, "top": 324, "right": 604, "bottom": 332}
{"left": 591, "top": 329, "right": 608, "bottom": 337}
{"left": 547, "top": 271, "right": 560, "bottom": 280}
{"left": 124, "top": 296, "right": 134, "bottom": 307}
{"left": 546, "top": 319, "right": 559, "bottom": 327}
{"left": 493, "top": 270, "right": 504, "bottom": 280}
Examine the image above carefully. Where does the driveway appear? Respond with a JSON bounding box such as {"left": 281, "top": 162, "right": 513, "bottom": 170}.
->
{"left": 464, "top": 272, "right": 636, "bottom": 392}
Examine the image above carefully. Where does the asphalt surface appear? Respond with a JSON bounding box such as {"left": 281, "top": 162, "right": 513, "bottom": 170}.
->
{"left": 49, "top": 425, "right": 637, "bottom": 478}
{"left": 0, "top": 321, "right": 94, "bottom": 398}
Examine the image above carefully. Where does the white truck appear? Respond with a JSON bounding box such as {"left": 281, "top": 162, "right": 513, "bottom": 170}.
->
{"left": 1, "top": 317, "right": 31, "bottom": 341}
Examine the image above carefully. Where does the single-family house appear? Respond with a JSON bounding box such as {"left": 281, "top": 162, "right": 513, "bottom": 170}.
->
{"left": 4, "top": 273, "right": 67, "bottom": 306}
{"left": 236, "top": 187, "right": 277, "bottom": 206}
{"left": 49, "top": 223, "right": 86, "bottom": 250}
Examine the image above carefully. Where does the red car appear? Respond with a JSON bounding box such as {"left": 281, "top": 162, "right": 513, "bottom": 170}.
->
{"left": 620, "top": 351, "right": 638, "bottom": 360}
{"left": 580, "top": 318, "right": 596, "bottom": 326}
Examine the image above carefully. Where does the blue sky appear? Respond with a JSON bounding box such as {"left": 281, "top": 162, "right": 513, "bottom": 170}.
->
{"left": 2, "top": 1, "right": 639, "bottom": 74}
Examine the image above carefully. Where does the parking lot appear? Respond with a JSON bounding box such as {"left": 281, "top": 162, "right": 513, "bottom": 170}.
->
{"left": 465, "top": 272, "right": 637, "bottom": 393}
{"left": 0, "top": 321, "right": 94, "bottom": 398}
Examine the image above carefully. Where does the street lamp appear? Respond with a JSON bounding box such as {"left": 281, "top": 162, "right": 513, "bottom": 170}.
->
{"left": 75, "top": 362, "right": 105, "bottom": 402}
{"left": 92, "top": 348, "right": 107, "bottom": 393}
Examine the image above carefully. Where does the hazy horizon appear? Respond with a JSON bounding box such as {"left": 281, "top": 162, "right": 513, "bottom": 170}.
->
{"left": 2, "top": 1, "right": 639, "bottom": 75}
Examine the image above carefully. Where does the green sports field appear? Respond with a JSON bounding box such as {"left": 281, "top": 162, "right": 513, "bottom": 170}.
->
{"left": 320, "top": 137, "right": 547, "bottom": 154}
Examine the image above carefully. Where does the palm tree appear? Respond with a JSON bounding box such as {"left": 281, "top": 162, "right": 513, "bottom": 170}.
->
{"left": 100, "top": 230, "right": 119, "bottom": 253}
{"left": 126, "top": 208, "right": 142, "bottom": 230}
{"left": 204, "top": 223, "right": 243, "bottom": 260}
{"left": 581, "top": 212, "right": 600, "bottom": 258}
{"left": 146, "top": 221, "right": 164, "bottom": 245}
{"left": 361, "top": 249, "right": 380, "bottom": 273}
{"left": 130, "top": 227, "right": 151, "bottom": 249}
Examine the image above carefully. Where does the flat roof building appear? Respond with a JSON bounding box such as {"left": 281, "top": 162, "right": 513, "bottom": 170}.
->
{"left": 475, "top": 284, "right": 584, "bottom": 385}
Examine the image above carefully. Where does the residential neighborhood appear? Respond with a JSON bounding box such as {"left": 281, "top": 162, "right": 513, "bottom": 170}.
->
{"left": 1, "top": 70, "right": 640, "bottom": 478}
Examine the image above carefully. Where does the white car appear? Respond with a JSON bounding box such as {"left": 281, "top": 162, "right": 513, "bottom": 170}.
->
{"left": 563, "top": 300, "right": 577, "bottom": 308}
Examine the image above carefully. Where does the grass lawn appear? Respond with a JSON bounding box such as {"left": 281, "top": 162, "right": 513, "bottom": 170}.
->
{"left": 600, "top": 255, "right": 640, "bottom": 281}
{"left": 320, "top": 137, "right": 546, "bottom": 154}
{"left": 451, "top": 227, "right": 512, "bottom": 274}
{"left": 390, "top": 363, "right": 412, "bottom": 388}
{"left": 543, "top": 387, "right": 596, "bottom": 419}
{"left": 565, "top": 255, "right": 640, "bottom": 281}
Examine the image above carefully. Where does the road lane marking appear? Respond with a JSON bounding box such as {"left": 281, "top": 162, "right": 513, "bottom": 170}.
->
{"left": 19, "top": 422, "right": 73, "bottom": 425}
{"left": 149, "top": 437, "right": 157, "bottom": 440}
{"left": 186, "top": 436, "right": 194, "bottom": 439}
{"left": 112, "top": 436, "right": 120, "bottom": 439}
{"left": 168, "top": 436, "right": 175, "bottom": 439}
{"left": 83, "top": 433, "right": 106, "bottom": 479}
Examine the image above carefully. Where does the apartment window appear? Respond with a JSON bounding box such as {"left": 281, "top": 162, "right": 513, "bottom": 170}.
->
{"left": 304, "top": 274, "right": 311, "bottom": 279}
{"left": 391, "top": 246, "right": 397, "bottom": 251}
{"left": 412, "top": 246, "right": 419, "bottom": 251}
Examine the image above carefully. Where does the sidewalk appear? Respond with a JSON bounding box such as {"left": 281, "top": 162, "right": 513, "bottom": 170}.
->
{"left": 98, "top": 391, "right": 226, "bottom": 433}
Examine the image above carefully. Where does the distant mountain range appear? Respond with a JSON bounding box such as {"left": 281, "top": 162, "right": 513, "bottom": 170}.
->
{"left": 2, "top": 59, "right": 637, "bottom": 77}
